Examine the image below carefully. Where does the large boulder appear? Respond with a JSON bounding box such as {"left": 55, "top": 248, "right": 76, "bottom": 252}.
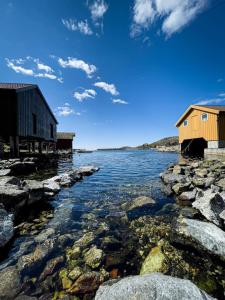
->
{"left": 160, "top": 172, "right": 186, "bottom": 185}
{"left": 192, "top": 190, "right": 225, "bottom": 226}
{"left": 0, "top": 169, "right": 11, "bottom": 176}
{"left": 174, "top": 217, "right": 225, "bottom": 261}
{"left": 216, "top": 178, "right": 225, "bottom": 190}
{"left": 84, "top": 246, "right": 105, "bottom": 269}
{"left": 77, "top": 166, "right": 100, "bottom": 176}
{"left": 0, "top": 207, "right": 14, "bottom": 248}
{"left": 22, "top": 180, "right": 44, "bottom": 205}
{"left": 95, "top": 273, "right": 214, "bottom": 300}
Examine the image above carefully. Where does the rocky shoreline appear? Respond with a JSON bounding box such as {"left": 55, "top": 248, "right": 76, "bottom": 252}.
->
{"left": 0, "top": 156, "right": 225, "bottom": 299}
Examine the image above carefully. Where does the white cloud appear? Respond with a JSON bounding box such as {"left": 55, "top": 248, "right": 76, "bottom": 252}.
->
{"left": 217, "top": 78, "right": 224, "bottom": 83}
{"left": 195, "top": 98, "right": 225, "bottom": 105}
{"left": 62, "top": 19, "right": 93, "bottom": 35}
{"left": 74, "top": 89, "right": 97, "bottom": 102}
{"left": 219, "top": 93, "right": 225, "bottom": 97}
{"left": 131, "top": 0, "right": 208, "bottom": 38}
{"left": 94, "top": 81, "right": 119, "bottom": 96}
{"left": 55, "top": 103, "right": 80, "bottom": 117}
{"left": 89, "top": 0, "right": 108, "bottom": 22}
{"left": 131, "top": 0, "right": 155, "bottom": 37}
{"left": 112, "top": 99, "right": 128, "bottom": 105}
{"left": 58, "top": 57, "right": 97, "bottom": 78}
{"left": 5, "top": 57, "right": 63, "bottom": 82}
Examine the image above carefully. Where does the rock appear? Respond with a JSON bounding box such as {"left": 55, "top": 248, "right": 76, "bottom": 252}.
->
{"left": 205, "top": 177, "right": 216, "bottom": 188}
{"left": 192, "top": 190, "right": 225, "bottom": 226}
{"left": 161, "top": 184, "right": 173, "bottom": 196}
{"left": 95, "top": 273, "right": 214, "bottom": 300}
{"left": 219, "top": 210, "right": 225, "bottom": 225}
{"left": 34, "top": 228, "right": 55, "bottom": 243}
{"left": 22, "top": 180, "right": 44, "bottom": 205}
{"left": 0, "top": 207, "right": 14, "bottom": 248}
{"left": 216, "top": 178, "right": 225, "bottom": 190}
{"left": 84, "top": 246, "right": 104, "bottom": 269}
{"left": 17, "top": 239, "right": 56, "bottom": 274}
{"left": 0, "top": 169, "right": 11, "bottom": 176}
{"left": 0, "top": 266, "right": 21, "bottom": 300}
{"left": 160, "top": 172, "right": 186, "bottom": 185}
{"left": 122, "top": 196, "right": 155, "bottom": 212}
{"left": 0, "top": 185, "right": 28, "bottom": 211}
{"left": 68, "top": 266, "right": 83, "bottom": 281}
{"left": 59, "top": 269, "right": 73, "bottom": 290}
{"left": 10, "top": 161, "right": 36, "bottom": 175}
{"left": 0, "top": 176, "right": 21, "bottom": 186}
{"left": 77, "top": 166, "right": 100, "bottom": 176}
{"left": 178, "top": 189, "right": 197, "bottom": 204}
{"left": 192, "top": 177, "right": 206, "bottom": 188}
{"left": 66, "top": 246, "right": 81, "bottom": 260}
{"left": 15, "top": 296, "right": 37, "bottom": 300}
{"left": 74, "top": 232, "right": 95, "bottom": 248}
{"left": 39, "top": 256, "right": 64, "bottom": 281}
{"left": 195, "top": 168, "right": 208, "bottom": 178}
{"left": 172, "top": 165, "right": 184, "bottom": 175}
{"left": 69, "top": 272, "right": 101, "bottom": 294}
{"left": 174, "top": 217, "right": 225, "bottom": 261}
{"left": 42, "top": 179, "right": 61, "bottom": 197}
{"left": 140, "top": 243, "right": 168, "bottom": 275}
{"left": 172, "top": 182, "right": 190, "bottom": 195}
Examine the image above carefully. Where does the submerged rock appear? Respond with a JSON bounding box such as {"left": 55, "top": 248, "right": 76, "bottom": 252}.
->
{"left": 140, "top": 243, "right": 167, "bottom": 275}
{"left": 84, "top": 246, "right": 105, "bottom": 269}
{"left": 69, "top": 272, "right": 101, "bottom": 295}
{"left": 122, "top": 196, "right": 155, "bottom": 212}
{"left": 192, "top": 190, "right": 225, "bottom": 226}
{"left": 0, "top": 265, "right": 21, "bottom": 300}
{"left": 0, "top": 207, "right": 14, "bottom": 248}
{"left": 174, "top": 217, "right": 225, "bottom": 261}
{"left": 95, "top": 273, "right": 214, "bottom": 300}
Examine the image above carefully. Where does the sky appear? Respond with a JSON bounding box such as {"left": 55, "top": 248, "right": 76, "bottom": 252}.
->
{"left": 0, "top": 0, "right": 225, "bottom": 149}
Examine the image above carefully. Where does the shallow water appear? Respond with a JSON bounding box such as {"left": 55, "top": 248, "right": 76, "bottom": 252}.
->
{"left": 0, "top": 149, "right": 180, "bottom": 297}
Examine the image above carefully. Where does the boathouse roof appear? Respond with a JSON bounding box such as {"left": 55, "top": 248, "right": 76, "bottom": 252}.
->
{"left": 176, "top": 105, "right": 225, "bottom": 127}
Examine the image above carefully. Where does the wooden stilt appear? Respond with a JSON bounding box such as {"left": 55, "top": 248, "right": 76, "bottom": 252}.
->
{"left": 15, "top": 136, "right": 19, "bottom": 157}
{"left": 32, "top": 142, "right": 35, "bottom": 153}
{"left": 10, "top": 136, "right": 15, "bottom": 157}
{"left": 0, "top": 139, "right": 4, "bottom": 159}
{"left": 38, "top": 141, "right": 43, "bottom": 154}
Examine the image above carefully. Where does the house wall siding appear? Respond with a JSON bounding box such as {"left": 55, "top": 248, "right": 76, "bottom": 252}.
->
{"left": 17, "top": 89, "right": 57, "bottom": 141}
{"left": 178, "top": 108, "right": 218, "bottom": 143}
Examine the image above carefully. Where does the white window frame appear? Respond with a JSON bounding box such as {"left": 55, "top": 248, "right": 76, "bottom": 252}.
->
{"left": 201, "top": 113, "right": 208, "bottom": 122}
{"left": 183, "top": 119, "right": 188, "bottom": 127}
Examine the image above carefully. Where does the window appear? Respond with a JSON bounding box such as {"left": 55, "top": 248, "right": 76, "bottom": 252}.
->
{"left": 201, "top": 113, "right": 208, "bottom": 121}
{"left": 183, "top": 119, "right": 188, "bottom": 126}
{"left": 50, "top": 124, "right": 54, "bottom": 138}
{"left": 32, "top": 113, "right": 37, "bottom": 135}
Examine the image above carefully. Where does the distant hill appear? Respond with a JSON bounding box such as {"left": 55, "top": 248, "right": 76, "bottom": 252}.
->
{"left": 137, "top": 136, "right": 179, "bottom": 149}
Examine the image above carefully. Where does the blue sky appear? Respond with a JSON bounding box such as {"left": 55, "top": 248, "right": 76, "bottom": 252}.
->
{"left": 1, "top": 0, "right": 225, "bottom": 149}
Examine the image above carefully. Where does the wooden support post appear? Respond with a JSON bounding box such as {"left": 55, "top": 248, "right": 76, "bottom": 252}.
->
{"left": 10, "top": 136, "right": 15, "bottom": 157}
{"left": 0, "top": 139, "right": 4, "bottom": 159}
{"left": 46, "top": 143, "right": 49, "bottom": 154}
{"left": 38, "top": 141, "right": 43, "bottom": 154}
{"left": 28, "top": 142, "right": 31, "bottom": 154}
{"left": 32, "top": 142, "right": 35, "bottom": 153}
{"left": 15, "top": 136, "right": 19, "bottom": 157}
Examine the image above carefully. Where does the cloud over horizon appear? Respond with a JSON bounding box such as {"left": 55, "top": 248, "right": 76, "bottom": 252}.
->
{"left": 112, "top": 99, "right": 128, "bottom": 105}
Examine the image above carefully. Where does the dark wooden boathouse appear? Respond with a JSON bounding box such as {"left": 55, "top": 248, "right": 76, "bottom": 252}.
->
{"left": 57, "top": 132, "right": 75, "bottom": 154}
{"left": 0, "top": 83, "right": 58, "bottom": 157}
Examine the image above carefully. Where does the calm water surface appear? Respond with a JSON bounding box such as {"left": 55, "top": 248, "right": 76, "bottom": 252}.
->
{"left": 53, "top": 150, "right": 178, "bottom": 233}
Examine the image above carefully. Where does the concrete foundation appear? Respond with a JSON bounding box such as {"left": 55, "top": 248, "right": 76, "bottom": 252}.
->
{"left": 205, "top": 148, "right": 225, "bottom": 156}
{"left": 207, "top": 140, "right": 225, "bottom": 149}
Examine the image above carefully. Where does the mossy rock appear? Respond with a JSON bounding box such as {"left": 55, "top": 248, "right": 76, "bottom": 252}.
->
{"left": 140, "top": 243, "right": 168, "bottom": 275}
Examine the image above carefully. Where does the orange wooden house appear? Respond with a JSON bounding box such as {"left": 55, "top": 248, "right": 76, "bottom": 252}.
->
{"left": 176, "top": 105, "right": 225, "bottom": 156}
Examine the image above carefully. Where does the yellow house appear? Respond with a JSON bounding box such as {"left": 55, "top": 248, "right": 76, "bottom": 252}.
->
{"left": 176, "top": 105, "right": 225, "bottom": 156}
